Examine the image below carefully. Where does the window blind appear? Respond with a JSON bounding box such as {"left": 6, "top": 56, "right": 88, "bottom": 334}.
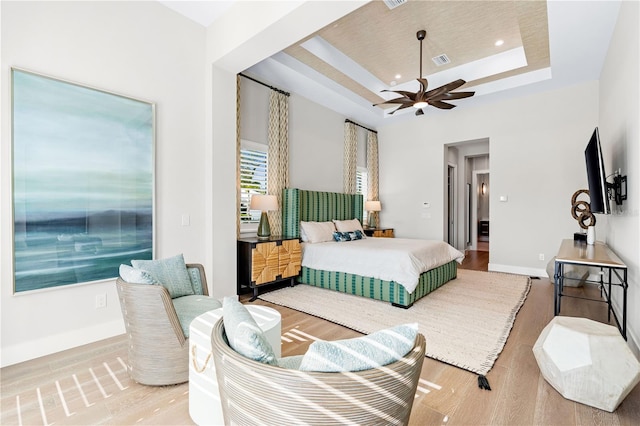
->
{"left": 240, "top": 147, "right": 268, "bottom": 224}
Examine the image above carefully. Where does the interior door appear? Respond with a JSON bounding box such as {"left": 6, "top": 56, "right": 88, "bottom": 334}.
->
{"left": 447, "top": 165, "right": 455, "bottom": 245}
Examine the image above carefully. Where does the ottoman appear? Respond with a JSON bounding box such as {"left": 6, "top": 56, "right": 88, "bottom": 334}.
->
{"left": 189, "top": 305, "right": 281, "bottom": 425}
{"left": 533, "top": 316, "right": 640, "bottom": 412}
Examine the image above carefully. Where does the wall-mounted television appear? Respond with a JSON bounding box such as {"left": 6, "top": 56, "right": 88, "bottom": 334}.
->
{"left": 584, "top": 127, "right": 611, "bottom": 214}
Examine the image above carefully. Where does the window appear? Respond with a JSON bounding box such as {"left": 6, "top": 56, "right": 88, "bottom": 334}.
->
{"left": 356, "top": 167, "right": 368, "bottom": 222}
{"left": 240, "top": 141, "right": 268, "bottom": 230}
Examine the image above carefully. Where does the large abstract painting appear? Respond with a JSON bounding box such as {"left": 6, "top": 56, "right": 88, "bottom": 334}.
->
{"left": 12, "top": 68, "right": 155, "bottom": 292}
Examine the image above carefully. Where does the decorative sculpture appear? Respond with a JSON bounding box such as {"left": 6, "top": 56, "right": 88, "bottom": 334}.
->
{"left": 571, "top": 189, "right": 596, "bottom": 229}
{"left": 533, "top": 316, "right": 640, "bottom": 412}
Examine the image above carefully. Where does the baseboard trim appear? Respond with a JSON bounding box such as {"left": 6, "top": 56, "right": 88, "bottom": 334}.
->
{"left": 488, "top": 263, "right": 547, "bottom": 277}
{"left": 1, "top": 320, "right": 125, "bottom": 368}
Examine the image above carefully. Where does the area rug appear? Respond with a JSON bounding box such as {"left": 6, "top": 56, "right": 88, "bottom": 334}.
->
{"left": 259, "top": 269, "right": 531, "bottom": 375}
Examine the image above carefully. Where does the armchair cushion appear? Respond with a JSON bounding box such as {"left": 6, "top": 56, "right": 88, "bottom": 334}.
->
{"left": 132, "top": 253, "right": 194, "bottom": 298}
{"left": 276, "top": 355, "right": 304, "bottom": 370}
{"left": 119, "top": 264, "right": 159, "bottom": 285}
{"left": 172, "top": 295, "right": 222, "bottom": 338}
{"left": 299, "top": 323, "right": 418, "bottom": 372}
{"left": 222, "top": 297, "right": 277, "bottom": 365}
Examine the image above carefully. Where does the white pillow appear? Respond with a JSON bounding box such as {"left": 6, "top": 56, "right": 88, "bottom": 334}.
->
{"left": 299, "top": 225, "right": 309, "bottom": 242}
{"left": 333, "top": 219, "right": 365, "bottom": 234}
{"left": 299, "top": 221, "right": 336, "bottom": 243}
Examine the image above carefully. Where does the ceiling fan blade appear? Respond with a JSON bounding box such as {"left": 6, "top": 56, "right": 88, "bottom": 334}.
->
{"left": 388, "top": 103, "right": 417, "bottom": 115}
{"left": 373, "top": 97, "right": 415, "bottom": 107}
{"left": 425, "top": 79, "right": 467, "bottom": 98}
{"left": 428, "top": 100, "right": 456, "bottom": 110}
{"left": 417, "top": 78, "right": 429, "bottom": 94}
{"left": 430, "top": 91, "right": 475, "bottom": 101}
{"left": 381, "top": 89, "right": 418, "bottom": 100}
{"left": 415, "top": 108, "right": 424, "bottom": 116}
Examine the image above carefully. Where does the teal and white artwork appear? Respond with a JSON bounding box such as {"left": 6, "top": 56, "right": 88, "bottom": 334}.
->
{"left": 12, "top": 69, "right": 155, "bottom": 292}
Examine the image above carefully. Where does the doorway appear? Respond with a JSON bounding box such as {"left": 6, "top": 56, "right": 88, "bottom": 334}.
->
{"left": 444, "top": 139, "right": 489, "bottom": 253}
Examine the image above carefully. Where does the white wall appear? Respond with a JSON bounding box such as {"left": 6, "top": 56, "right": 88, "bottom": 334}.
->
{"left": 378, "top": 81, "right": 599, "bottom": 277}
{"left": 240, "top": 77, "right": 271, "bottom": 144}
{"left": 0, "top": 1, "right": 206, "bottom": 367}
{"left": 598, "top": 0, "right": 639, "bottom": 354}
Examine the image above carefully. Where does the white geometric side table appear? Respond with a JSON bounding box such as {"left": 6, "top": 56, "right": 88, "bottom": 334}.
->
{"left": 533, "top": 316, "right": 640, "bottom": 412}
{"left": 189, "top": 305, "right": 281, "bottom": 425}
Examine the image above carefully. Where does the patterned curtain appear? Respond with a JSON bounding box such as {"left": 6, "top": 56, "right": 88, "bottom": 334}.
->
{"left": 367, "top": 131, "right": 380, "bottom": 225}
{"left": 236, "top": 75, "right": 241, "bottom": 238}
{"left": 267, "top": 90, "right": 289, "bottom": 235}
{"left": 343, "top": 122, "right": 357, "bottom": 194}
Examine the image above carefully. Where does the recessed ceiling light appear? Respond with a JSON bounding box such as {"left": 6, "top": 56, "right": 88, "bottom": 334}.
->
{"left": 495, "top": 39, "right": 504, "bottom": 47}
{"left": 390, "top": 81, "right": 397, "bottom": 86}
{"left": 395, "top": 74, "right": 402, "bottom": 79}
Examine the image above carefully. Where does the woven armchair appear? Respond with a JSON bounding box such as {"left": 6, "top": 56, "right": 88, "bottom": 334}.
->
{"left": 116, "top": 263, "right": 209, "bottom": 386}
{"left": 211, "top": 318, "right": 426, "bottom": 425}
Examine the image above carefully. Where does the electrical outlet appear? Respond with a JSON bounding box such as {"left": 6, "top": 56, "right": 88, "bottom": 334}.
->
{"left": 95, "top": 293, "right": 107, "bottom": 309}
{"left": 539, "top": 253, "right": 545, "bottom": 261}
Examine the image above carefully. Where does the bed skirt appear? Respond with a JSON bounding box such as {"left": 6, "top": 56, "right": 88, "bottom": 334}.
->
{"left": 298, "top": 260, "right": 458, "bottom": 308}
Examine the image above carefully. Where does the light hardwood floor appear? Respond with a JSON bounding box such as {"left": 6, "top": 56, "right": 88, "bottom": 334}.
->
{"left": 2, "top": 253, "right": 639, "bottom": 425}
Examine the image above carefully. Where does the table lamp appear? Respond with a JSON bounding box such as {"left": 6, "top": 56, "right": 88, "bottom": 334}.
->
{"left": 250, "top": 194, "right": 279, "bottom": 240}
{"left": 365, "top": 200, "right": 381, "bottom": 228}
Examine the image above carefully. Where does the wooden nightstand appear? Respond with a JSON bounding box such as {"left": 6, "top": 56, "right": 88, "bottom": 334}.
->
{"left": 363, "top": 228, "right": 395, "bottom": 238}
{"left": 237, "top": 236, "right": 301, "bottom": 301}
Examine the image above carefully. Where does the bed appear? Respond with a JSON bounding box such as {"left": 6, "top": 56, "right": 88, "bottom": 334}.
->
{"left": 282, "top": 188, "right": 464, "bottom": 308}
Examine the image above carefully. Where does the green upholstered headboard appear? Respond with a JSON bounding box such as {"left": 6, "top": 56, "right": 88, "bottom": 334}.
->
{"left": 282, "top": 188, "right": 363, "bottom": 238}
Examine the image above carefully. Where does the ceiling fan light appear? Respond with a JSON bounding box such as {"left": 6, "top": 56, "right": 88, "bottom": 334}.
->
{"left": 413, "top": 101, "right": 428, "bottom": 109}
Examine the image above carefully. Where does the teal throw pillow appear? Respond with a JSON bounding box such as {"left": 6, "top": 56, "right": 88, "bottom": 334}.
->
{"left": 119, "top": 264, "right": 159, "bottom": 285}
{"left": 172, "top": 295, "right": 222, "bottom": 337}
{"left": 131, "top": 254, "right": 194, "bottom": 298}
{"left": 299, "top": 323, "right": 418, "bottom": 372}
{"left": 332, "top": 230, "right": 364, "bottom": 242}
{"left": 333, "top": 231, "right": 351, "bottom": 242}
{"left": 222, "top": 297, "right": 277, "bottom": 365}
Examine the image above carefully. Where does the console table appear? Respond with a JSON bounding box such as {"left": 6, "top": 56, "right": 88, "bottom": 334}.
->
{"left": 554, "top": 239, "right": 628, "bottom": 339}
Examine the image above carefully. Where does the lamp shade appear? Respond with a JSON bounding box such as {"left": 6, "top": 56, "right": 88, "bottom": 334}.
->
{"left": 365, "top": 200, "right": 382, "bottom": 212}
{"left": 250, "top": 194, "right": 279, "bottom": 211}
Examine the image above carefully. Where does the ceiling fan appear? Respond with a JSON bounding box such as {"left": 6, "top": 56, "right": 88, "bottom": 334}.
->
{"left": 374, "top": 29, "right": 475, "bottom": 116}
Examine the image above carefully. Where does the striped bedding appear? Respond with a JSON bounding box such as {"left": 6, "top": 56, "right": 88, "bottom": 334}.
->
{"left": 299, "top": 261, "right": 459, "bottom": 308}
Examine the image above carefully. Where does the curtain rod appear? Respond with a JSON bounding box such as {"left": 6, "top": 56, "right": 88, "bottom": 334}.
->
{"left": 345, "top": 119, "right": 377, "bottom": 134}
{"left": 239, "top": 73, "right": 290, "bottom": 97}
